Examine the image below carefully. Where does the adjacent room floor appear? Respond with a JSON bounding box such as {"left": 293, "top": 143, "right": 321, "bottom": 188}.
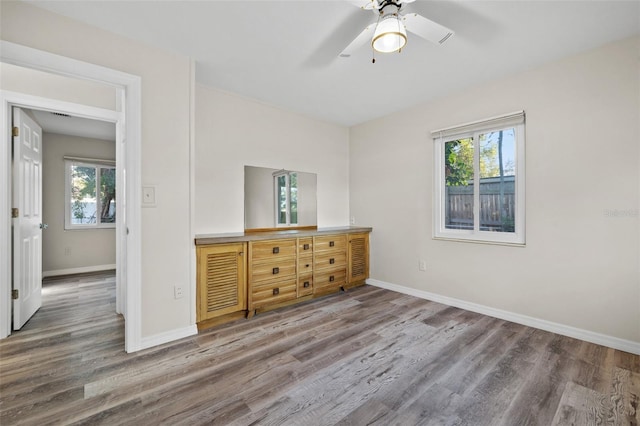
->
{"left": 1, "top": 272, "right": 638, "bottom": 425}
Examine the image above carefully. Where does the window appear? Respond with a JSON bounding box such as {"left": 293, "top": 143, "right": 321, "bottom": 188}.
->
{"left": 274, "top": 171, "right": 297, "bottom": 227}
{"left": 433, "top": 111, "right": 525, "bottom": 245}
{"left": 65, "top": 159, "right": 116, "bottom": 229}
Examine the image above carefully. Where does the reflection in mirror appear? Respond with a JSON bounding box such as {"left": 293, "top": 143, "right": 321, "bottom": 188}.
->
{"left": 245, "top": 165, "right": 317, "bottom": 230}
{"left": 274, "top": 170, "right": 297, "bottom": 226}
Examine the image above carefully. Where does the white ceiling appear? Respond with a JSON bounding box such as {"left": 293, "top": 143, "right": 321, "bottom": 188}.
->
{"left": 29, "top": 109, "right": 115, "bottom": 141}
{"left": 24, "top": 0, "right": 640, "bottom": 127}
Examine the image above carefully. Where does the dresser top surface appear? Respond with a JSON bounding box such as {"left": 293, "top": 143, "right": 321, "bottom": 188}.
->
{"left": 195, "top": 226, "right": 372, "bottom": 246}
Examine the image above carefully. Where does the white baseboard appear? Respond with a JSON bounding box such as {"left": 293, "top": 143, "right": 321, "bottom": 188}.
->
{"left": 43, "top": 264, "right": 116, "bottom": 278}
{"left": 367, "top": 278, "right": 640, "bottom": 355}
{"left": 139, "top": 325, "right": 198, "bottom": 351}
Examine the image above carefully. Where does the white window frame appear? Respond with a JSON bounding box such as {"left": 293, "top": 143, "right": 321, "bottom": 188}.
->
{"left": 433, "top": 111, "right": 526, "bottom": 245}
{"left": 273, "top": 170, "right": 298, "bottom": 227}
{"left": 64, "top": 157, "right": 116, "bottom": 230}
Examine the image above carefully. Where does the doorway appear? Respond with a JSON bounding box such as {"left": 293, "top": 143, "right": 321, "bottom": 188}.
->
{"left": 14, "top": 107, "right": 118, "bottom": 331}
{"left": 31, "top": 109, "right": 118, "bottom": 280}
{"left": 0, "top": 40, "right": 143, "bottom": 352}
{"left": 9, "top": 99, "right": 120, "bottom": 330}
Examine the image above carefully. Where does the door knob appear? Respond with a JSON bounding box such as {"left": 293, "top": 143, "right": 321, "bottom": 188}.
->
{"left": 39, "top": 223, "right": 48, "bottom": 229}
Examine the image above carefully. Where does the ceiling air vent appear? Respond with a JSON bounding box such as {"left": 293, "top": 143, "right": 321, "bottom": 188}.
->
{"left": 51, "top": 112, "right": 71, "bottom": 118}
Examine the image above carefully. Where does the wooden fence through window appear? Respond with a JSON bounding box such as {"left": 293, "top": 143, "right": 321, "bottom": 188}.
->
{"left": 445, "top": 176, "right": 515, "bottom": 232}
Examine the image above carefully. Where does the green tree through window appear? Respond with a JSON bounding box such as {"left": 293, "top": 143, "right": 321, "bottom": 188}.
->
{"left": 66, "top": 160, "right": 116, "bottom": 229}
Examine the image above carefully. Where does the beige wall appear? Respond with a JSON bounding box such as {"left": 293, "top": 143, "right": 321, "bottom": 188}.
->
{"left": 350, "top": 36, "right": 640, "bottom": 343}
{"left": 1, "top": 1, "right": 193, "bottom": 337}
{"left": 0, "top": 62, "right": 116, "bottom": 110}
{"left": 195, "top": 85, "right": 349, "bottom": 234}
{"left": 42, "top": 132, "right": 116, "bottom": 273}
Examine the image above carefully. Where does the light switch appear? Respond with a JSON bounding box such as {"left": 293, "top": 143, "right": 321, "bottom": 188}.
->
{"left": 142, "top": 185, "right": 156, "bottom": 207}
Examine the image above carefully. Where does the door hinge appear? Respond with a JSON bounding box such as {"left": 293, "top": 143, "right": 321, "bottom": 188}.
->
{"left": 11, "top": 208, "right": 19, "bottom": 218}
{"left": 12, "top": 289, "right": 18, "bottom": 300}
{"left": 12, "top": 127, "right": 19, "bottom": 137}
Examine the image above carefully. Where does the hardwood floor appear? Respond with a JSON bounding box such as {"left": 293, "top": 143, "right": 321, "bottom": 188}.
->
{"left": 1, "top": 272, "right": 638, "bottom": 425}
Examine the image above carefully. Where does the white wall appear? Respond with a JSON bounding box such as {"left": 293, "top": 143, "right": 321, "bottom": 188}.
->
{"left": 1, "top": 1, "right": 193, "bottom": 337}
{"left": 350, "top": 36, "right": 640, "bottom": 344}
{"left": 41, "top": 132, "right": 116, "bottom": 273}
{"left": 195, "top": 85, "right": 349, "bottom": 234}
{"left": 0, "top": 62, "right": 116, "bottom": 110}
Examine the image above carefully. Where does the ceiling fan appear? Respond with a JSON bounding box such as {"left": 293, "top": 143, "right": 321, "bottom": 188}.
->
{"left": 340, "top": 0, "right": 455, "bottom": 59}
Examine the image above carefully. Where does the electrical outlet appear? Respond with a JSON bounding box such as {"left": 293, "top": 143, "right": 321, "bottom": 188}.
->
{"left": 174, "top": 285, "right": 184, "bottom": 299}
{"left": 350, "top": 216, "right": 356, "bottom": 225}
{"left": 419, "top": 260, "right": 427, "bottom": 272}
{"left": 64, "top": 247, "right": 71, "bottom": 256}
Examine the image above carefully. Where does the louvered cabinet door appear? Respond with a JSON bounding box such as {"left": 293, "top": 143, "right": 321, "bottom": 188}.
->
{"left": 197, "top": 243, "right": 247, "bottom": 322}
{"left": 348, "top": 233, "right": 369, "bottom": 284}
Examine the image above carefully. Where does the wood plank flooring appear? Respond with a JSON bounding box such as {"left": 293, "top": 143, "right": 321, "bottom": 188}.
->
{"left": 1, "top": 272, "right": 638, "bottom": 425}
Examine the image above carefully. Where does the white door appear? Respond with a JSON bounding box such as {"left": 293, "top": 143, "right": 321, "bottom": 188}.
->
{"left": 12, "top": 107, "right": 44, "bottom": 330}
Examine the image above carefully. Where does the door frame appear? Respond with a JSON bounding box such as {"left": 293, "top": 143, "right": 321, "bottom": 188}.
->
{"left": 0, "top": 41, "right": 143, "bottom": 353}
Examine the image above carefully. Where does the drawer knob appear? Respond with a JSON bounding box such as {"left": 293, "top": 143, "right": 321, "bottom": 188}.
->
{"left": 305, "top": 264, "right": 310, "bottom": 268}
{"left": 272, "top": 267, "right": 279, "bottom": 274}
{"left": 329, "top": 258, "right": 335, "bottom": 264}
{"left": 303, "top": 281, "right": 310, "bottom": 288}
{"left": 273, "top": 288, "right": 279, "bottom": 295}
{"left": 329, "top": 241, "right": 335, "bottom": 247}
{"left": 329, "top": 275, "right": 335, "bottom": 282}
{"left": 303, "top": 243, "right": 310, "bottom": 250}
{"left": 272, "top": 247, "right": 280, "bottom": 254}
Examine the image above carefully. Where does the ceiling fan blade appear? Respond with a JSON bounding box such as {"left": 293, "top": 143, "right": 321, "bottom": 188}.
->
{"left": 339, "top": 23, "right": 376, "bottom": 57}
{"left": 345, "top": 0, "right": 379, "bottom": 10}
{"left": 402, "top": 13, "right": 454, "bottom": 45}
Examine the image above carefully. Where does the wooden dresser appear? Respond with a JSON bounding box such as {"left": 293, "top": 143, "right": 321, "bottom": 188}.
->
{"left": 195, "top": 227, "right": 371, "bottom": 329}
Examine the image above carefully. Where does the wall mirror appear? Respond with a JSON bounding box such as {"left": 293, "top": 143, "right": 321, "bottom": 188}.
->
{"left": 244, "top": 165, "right": 317, "bottom": 230}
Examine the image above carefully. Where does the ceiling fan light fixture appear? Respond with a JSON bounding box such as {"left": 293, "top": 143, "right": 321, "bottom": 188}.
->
{"left": 372, "top": 14, "right": 407, "bottom": 53}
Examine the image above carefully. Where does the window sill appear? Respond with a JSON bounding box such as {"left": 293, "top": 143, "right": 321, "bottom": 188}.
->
{"left": 64, "top": 225, "right": 116, "bottom": 231}
{"left": 433, "top": 235, "right": 525, "bottom": 247}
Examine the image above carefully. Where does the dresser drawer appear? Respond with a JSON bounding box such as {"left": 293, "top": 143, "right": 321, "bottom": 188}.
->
{"left": 314, "top": 235, "right": 347, "bottom": 252}
{"left": 314, "top": 251, "right": 347, "bottom": 270}
{"left": 251, "top": 260, "right": 296, "bottom": 283}
{"left": 314, "top": 268, "right": 346, "bottom": 294}
{"left": 298, "top": 254, "right": 313, "bottom": 275}
{"left": 298, "top": 238, "right": 313, "bottom": 254}
{"left": 251, "top": 278, "right": 297, "bottom": 308}
{"left": 250, "top": 239, "right": 297, "bottom": 261}
{"left": 298, "top": 274, "right": 313, "bottom": 297}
